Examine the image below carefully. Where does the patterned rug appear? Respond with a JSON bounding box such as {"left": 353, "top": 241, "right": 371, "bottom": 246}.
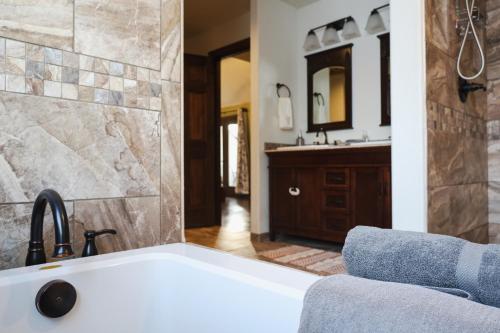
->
{"left": 258, "top": 245, "right": 346, "bottom": 276}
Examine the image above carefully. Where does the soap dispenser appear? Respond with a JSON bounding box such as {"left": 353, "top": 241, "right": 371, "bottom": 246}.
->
{"left": 81, "top": 229, "right": 117, "bottom": 257}
{"left": 296, "top": 131, "right": 305, "bottom": 146}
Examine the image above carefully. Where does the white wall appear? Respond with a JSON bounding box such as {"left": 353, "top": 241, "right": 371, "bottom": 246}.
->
{"left": 221, "top": 57, "right": 251, "bottom": 107}
{"left": 390, "top": 0, "right": 427, "bottom": 232}
{"left": 295, "top": 0, "right": 391, "bottom": 143}
{"left": 250, "top": 0, "right": 298, "bottom": 234}
{"left": 185, "top": 12, "right": 250, "bottom": 55}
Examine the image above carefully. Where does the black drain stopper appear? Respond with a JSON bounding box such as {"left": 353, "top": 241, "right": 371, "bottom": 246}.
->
{"left": 35, "top": 280, "right": 77, "bottom": 318}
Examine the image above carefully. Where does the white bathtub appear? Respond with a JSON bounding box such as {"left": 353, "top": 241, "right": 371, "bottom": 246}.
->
{"left": 0, "top": 243, "right": 320, "bottom": 333}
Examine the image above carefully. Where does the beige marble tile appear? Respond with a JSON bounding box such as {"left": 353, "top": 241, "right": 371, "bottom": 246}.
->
{"left": 94, "top": 88, "right": 109, "bottom": 104}
{"left": 109, "top": 76, "right": 123, "bottom": 92}
{"left": 79, "top": 54, "right": 94, "bottom": 71}
{"left": 428, "top": 183, "right": 488, "bottom": 238}
{"left": 26, "top": 61, "right": 44, "bottom": 80}
{"left": 94, "top": 59, "right": 109, "bottom": 74}
{"left": 62, "top": 67, "right": 79, "bottom": 84}
{"left": 0, "top": 92, "right": 160, "bottom": 202}
{"left": 6, "top": 74, "right": 25, "bottom": 93}
{"left": 5, "top": 57, "right": 26, "bottom": 76}
{"left": 26, "top": 78, "right": 43, "bottom": 96}
{"left": 124, "top": 64, "right": 137, "bottom": 80}
{"left": 44, "top": 47, "right": 62, "bottom": 66}
{"left": 75, "top": 0, "right": 161, "bottom": 69}
{"left": 6, "top": 40, "right": 25, "bottom": 58}
{"left": 137, "top": 67, "right": 149, "bottom": 82}
{"left": 0, "top": 74, "right": 5, "bottom": 91}
{"left": 62, "top": 83, "right": 78, "bottom": 100}
{"left": 161, "top": 81, "right": 182, "bottom": 243}
{"left": 109, "top": 62, "right": 124, "bottom": 77}
{"left": 488, "top": 182, "right": 500, "bottom": 224}
{"left": 73, "top": 197, "right": 160, "bottom": 255}
{"left": 0, "top": 0, "right": 74, "bottom": 51}
{"left": 0, "top": 201, "right": 74, "bottom": 270}
{"left": 44, "top": 64, "right": 62, "bottom": 82}
{"left": 44, "top": 80, "right": 62, "bottom": 97}
{"left": 94, "top": 73, "right": 109, "bottom": 89}
{"left": 26, "top": 44, "right": 44, "bottom": 62}
{"left": 78, "top": 85, "right": 94, "bottom": 102}
{"left": 79, "top": 70, "right": 94, "bottom": 87}
{"left": 63, "top": 51, "right": 80, "bottom": 69}
{"left": 161, "top": 0, "right": 181, "bottom": 82}
{"left": 0, "top": 38, "right": 5, "bottom": 58}
{"left": 489, "top": 223, "right": 500, "bottom": 244}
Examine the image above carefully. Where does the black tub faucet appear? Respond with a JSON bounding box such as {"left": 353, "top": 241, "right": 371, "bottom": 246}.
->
{"left": 26, "top": 189, "right": 74, "bottom": 266}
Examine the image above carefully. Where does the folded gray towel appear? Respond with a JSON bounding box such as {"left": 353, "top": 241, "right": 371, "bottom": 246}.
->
{"left": 299, "top": 274, "right": 500, "bottom": 333}
{"left": 342, "top": 226, "right": 500, "bottom": 308}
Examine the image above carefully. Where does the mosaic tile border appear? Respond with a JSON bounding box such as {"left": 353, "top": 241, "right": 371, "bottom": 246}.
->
{"left": 0, "top": 37, "right": 162, "bottom": 111}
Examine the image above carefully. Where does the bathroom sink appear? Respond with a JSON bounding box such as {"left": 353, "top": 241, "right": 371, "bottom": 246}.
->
{"left": 348, "top": 140, "right": 391, "bottom": 147}
{"left": 275, "top": 145, "right": 332, "bottom": 151}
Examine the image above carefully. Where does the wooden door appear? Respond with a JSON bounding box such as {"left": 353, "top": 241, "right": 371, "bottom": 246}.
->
{"left": 270, "top": 168, "right": 296, "bottom": 237}
{"left": 350, "top": 167, "right": 384, "bottom": 228}
{"left": 184, "top": 54, "right": 217, "bottom": 228}
{"left": 295, "top": 168, "right": 321, "bottom": 233}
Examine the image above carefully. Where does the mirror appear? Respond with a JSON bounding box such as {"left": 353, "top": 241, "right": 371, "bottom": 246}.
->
{"left": 307, "top": 44, "right": 352, "bottom": 132}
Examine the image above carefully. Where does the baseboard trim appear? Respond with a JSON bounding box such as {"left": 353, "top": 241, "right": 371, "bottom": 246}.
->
{"left": 251, "top": 232, "right": 270, "bottom": 242}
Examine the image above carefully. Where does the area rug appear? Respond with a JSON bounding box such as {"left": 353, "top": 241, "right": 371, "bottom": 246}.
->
{"left": 258, "top": 245, "right": 346, "bottom": 276}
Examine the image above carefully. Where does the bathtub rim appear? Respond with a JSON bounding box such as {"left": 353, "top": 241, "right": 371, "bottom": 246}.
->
{"left": 0, "top": 243, "right": 321, "bottom": 299}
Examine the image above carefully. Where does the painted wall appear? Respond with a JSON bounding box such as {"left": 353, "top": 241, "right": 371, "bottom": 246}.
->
{"left": 185, "top": 12, "right": 250, "bottom": 55}
{"left": 0, "top": 0, "right": 182, "bottom": 270}
{"left": 221, "top": 57, "right": 251, "bottom": 107}
{"left": 426, "top": 0, "right": 488, "bottom": 243}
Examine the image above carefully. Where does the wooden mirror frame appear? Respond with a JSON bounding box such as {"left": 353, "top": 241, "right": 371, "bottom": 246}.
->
{"left": 306, "top": 44, "right": 353, "bottom": 133}
{"left": 378, "top": 33, "right": 391, "bottom": 126}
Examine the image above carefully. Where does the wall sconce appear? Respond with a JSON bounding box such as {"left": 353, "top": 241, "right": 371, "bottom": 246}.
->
{"left": 303, "top": 30, "right": 321, "bottom": 52}
{"left": 303, "top": 16, "right": 358, "bottom": 52}
{"left": 365, "top": 4, "right": 389, "bottom": 34}
{"left": 342, "top": 17, "right": 361, "bottom": 40}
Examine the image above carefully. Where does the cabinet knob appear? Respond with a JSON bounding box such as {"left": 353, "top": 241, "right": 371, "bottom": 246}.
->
{"left": 289, "top": 187, "right": 301, "bottom": 196}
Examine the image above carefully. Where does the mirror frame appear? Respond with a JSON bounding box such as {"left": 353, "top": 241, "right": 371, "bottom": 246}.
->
{"left": 306, "top": 43, "right": 353, "bottom": 132}
{"left": 378, "top": 33, "right": 391, "bottom": 126}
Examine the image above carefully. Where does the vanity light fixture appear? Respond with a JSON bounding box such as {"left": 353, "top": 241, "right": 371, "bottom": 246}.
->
{"left": 365, "top": 4, "right": 389, "bottom": 34}
{"left": 304, "top": 16, "right": 355, "bottom": 52}
{"left": 303, "top": 30, "right": 321, "bottom": 52}
{"left": 341, "top": 17, "right": 361, "bottom": 40}
{"left": 322, "top": 23, "right": 341, "bottom": 46}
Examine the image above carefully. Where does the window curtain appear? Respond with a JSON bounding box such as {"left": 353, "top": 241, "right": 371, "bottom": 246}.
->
{"left": 235, "top": 108, "right": 250, "bottom": 195}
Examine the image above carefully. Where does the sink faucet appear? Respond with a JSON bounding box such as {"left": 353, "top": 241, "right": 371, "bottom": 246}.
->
{"left": 26, "top": 189, "right": 74, "bottom": 266}
{"left": 315, "top": 128, "right": 329, "bottom": 145}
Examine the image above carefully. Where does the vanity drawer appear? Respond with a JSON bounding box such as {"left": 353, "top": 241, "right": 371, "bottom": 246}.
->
{"left": 321, "top": 212, "right": 351, "bottom": 233}
{"left": 322, "top": 191, "right": 350, "bottom": 212}
{"left": 323, "top": 168, "right": 350, "bottom": 188}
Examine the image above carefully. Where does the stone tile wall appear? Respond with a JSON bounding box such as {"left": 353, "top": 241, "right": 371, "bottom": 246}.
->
{"left": 487, "top": 0, "right": 500, "bottom": 243}
{"left": 426, "top": 0, "right": 489, "bottom": 243}
{"left": 0, "top": 0, "right": 182, "bottom": 269}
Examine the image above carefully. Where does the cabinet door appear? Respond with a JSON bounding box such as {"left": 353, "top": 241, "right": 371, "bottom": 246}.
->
{"left": 351, "top": 167, "right": 384, "bottom": 228}
{"left": 270, "top": 168, "right": 296, "bottom": 230}
{"left": 295, "top": 168, "right": 321, "bottom": 233}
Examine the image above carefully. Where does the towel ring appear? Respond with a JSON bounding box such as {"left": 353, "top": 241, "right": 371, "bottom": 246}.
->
{"left": 313, "top": 92, "right": 325, "bottom": 106}
{"left": 276, "top": 83, "right": 292, "bottom": 98}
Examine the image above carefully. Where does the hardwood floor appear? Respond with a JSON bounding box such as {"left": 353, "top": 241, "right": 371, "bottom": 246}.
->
{"left": 185, "top": 197, "right": 342, "bottom": 261}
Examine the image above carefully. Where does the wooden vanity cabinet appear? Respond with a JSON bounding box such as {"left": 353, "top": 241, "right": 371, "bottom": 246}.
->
{"left": 267, "top": 146, "right": 391, "bottom": 243}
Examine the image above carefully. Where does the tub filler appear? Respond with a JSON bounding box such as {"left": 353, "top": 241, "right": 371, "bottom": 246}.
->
{"left": 0, "top": 243, "right": 320, "bottom": 333}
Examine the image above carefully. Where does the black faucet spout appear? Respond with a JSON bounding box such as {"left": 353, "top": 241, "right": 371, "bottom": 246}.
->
{"left": 26, "top": 189, "right": 74, "bottom": 266}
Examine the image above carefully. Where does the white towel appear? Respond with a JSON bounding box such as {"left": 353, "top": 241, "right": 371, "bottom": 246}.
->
{"left": 315, "top": 104, "right": 328, "bottom": 124}
{"left": 278, "top": 97, "right": 294, "bottom": 130}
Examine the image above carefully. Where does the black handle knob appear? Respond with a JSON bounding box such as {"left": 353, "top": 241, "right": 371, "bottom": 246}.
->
{"left": 82, "top": 229, "right": 117, "bottom": 257}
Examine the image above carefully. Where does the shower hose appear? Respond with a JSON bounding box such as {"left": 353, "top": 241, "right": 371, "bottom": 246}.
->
{"left": 456, "top": 0, "right": 485, "bottom": 80}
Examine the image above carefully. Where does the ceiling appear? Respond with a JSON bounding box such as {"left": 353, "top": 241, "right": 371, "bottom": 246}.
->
{"left": 280, "top": 0, "right": 320, "bottom": 8}
{"left": 184, "top": 0, "right": 250, "bottom": 38}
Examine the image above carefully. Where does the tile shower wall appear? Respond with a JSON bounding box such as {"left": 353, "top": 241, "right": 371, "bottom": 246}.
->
{"left": 0, "top": 0, "right": 182, "bottom": 269}
{"left": 426, "top": 0, "right": 489, "bottom": 243}
{"left": 487, "top": 0, "right": 500, "bottom": 243}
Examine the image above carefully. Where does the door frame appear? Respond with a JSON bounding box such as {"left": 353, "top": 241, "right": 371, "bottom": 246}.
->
{"left": 207, "top": 38, "right": 251, "bottom": 223}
